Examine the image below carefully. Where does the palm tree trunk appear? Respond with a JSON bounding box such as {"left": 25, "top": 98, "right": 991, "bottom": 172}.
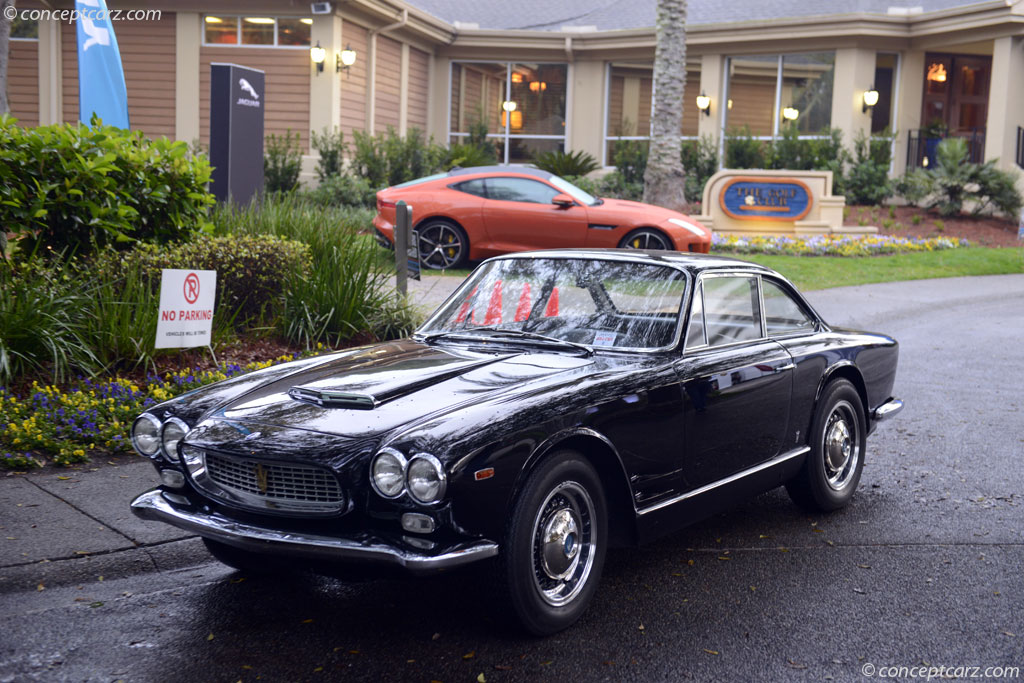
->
{"left": 642, "top": 0, "right": 688, "bottom": 210}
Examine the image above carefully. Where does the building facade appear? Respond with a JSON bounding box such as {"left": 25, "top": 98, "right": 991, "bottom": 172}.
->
{"left": 8, "top": 0, "right": 1024, "bottom": 184}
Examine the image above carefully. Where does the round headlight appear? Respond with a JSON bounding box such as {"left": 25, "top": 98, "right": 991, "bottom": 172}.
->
{"left": 160, "top": 418, "right": 188, "bottom": 462}
{"left": 406, "top": 454, "right": 446, "bottom": 504}
{"left": 371, "top": 448, "right": 407, "bottom": 498}
{"left": 131, "top": 414, "right": 162, "bottom": 457}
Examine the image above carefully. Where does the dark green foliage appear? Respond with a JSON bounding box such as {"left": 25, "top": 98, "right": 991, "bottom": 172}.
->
{"left": 0, "top": 259, "right": 95, "bottom": 384}
{"left": 896, "top": 137, "right": 1023, "bottom": 217}
{"left": 263, "top": 129, "right": 303, "bottom": 194}
{"left": 446, "top": 143, "right": 496, "bottom": 169}
{"left": 680, "top": 135, "right": 719, "bottom": 202}
{"left": 724, "top": 126, "right": 768, "bottom": 170}
{"left": 350, "top": 127, "right": 448, "bottom": 189}
{"left": 532, "top": 149, "right": 600, "bottom": 177}
{"left": 844, "top": 130, "right": 895, "bottom": 205}
{"left": 611, "top": 138, "right": 648, "bottom": 185}
{"left": 302, "top": 174, "right": 378, "bottom": 208}
{"left": 311, "top": 128, "right": 346, "bottom": 181}
{"left": 0, "top": 115, "right": 214, "bottom": 258}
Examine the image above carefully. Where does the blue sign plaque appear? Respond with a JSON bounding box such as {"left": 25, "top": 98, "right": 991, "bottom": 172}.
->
{"left": 720, "top": 177, "right": 813, "bottom": 221}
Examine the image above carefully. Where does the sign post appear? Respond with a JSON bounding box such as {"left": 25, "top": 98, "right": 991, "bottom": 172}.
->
{"left": 209, "top": 63, "right": 265, "bottom": 205}
{"left": 394, "top": 201, "right": 419, "bottom": 295}
{"left": 155, "top": 269, "right": 217, "bottom": 356}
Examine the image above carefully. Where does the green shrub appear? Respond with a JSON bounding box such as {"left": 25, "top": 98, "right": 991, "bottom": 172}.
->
{"left": 896, "top": 137, "right": 1023, "bottom": 218}
{"left": 595, "top": 171, "right": 644, "bottom": 201}
{"left": 680, "top": 135, "right": 719, "bottom": 202}
{"left": 0, "top": 259, "right": 95, "bottom": 384}
{"left": 845, "top": 130, "right": 894, "bottom": 205}
{"left": 724, "top": 126, "right": 767, "bottom": 169}
{"left": 446, "top": 143, "right": 496, "bottom": 169}
{"left": 311, "top": 127, "right": 346, "bottom": 180}
{"left": 0, "top": 116, "right": 214, "bottom": 257}
{"left": 264, "top": 129, "right": 303, "bottom": 194}
{"left": 611, "top": 138, "right": 648, "bottom": 185}
{"left": 532, "top": 149, "right": 599, "bottom": 177}
{"left": 302, "top": 173, "right": 378, "bottom": 209}
{"left": 350, "top": 127, "right": 447, "bottom": 189}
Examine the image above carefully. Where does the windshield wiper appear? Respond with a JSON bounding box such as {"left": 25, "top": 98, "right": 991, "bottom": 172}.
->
{"left": 418, "top": 327, "right": 593, "bottom": 356}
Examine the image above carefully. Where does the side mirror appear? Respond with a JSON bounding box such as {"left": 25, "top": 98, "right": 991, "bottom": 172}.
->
{"left": 552, "top": 193, "right": 575, "bottom": 208}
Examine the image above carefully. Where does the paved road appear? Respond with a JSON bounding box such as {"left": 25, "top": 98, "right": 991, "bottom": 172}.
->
{"left": 2, "top": 275, "right": 1023, "bottom": 682}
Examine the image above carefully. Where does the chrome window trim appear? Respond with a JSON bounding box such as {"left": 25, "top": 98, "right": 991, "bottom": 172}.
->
{"left": 686, "top": 271, "right": 766, "bottom": 352}
{"left": 760, "top": 275, "right": 821, "bottom": 338}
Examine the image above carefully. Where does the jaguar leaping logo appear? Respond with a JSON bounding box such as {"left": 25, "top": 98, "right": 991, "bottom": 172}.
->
{"left": 239, "top": 78, "right": 259, "bottom": 100}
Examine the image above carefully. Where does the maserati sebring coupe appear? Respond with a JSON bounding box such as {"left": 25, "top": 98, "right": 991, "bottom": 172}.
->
{"left": 130, "top": 250, "right": 902, "bottom": 635}
{"left": 372, "top": 166, "right": 711, "bottom": 269}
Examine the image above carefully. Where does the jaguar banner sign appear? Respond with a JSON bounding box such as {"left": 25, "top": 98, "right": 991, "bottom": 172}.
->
{"left": 209, "top": 63, "right": 265, "bottom": 204}
{"left": 155, "top": 269, "right": 217, "bottom": 349}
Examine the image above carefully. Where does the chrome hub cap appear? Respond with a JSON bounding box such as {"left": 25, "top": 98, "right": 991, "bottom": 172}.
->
{"left": 823, "top": 400, "right": 859, "bottom": 490}
{"left": 531, "top": 481, "right": 596, "bottom": 607}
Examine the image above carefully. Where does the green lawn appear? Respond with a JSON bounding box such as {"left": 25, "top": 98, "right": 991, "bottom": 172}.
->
{"left": 732, "top": 248, "right": 1023, "bottom": 291}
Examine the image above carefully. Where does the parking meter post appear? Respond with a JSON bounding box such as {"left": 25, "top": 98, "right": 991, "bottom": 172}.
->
{"left": 396, "top": 200, "right": 409, "bottom": 297}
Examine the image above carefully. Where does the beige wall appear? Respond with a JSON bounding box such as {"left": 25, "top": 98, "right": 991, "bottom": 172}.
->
{"left": 374, "top": 35, "right": 402, "bottom": 132}
{"left": 340, "top": 21, "right": 370, "bottom": 143}
{"left": 984, "top": 36, "right": 1024, "bottom": 179}
{"left": 406, "top": 46, "right": 430, "bottom": 132}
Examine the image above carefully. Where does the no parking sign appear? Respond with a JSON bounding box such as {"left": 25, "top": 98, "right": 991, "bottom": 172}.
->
{"left": 155, "top": 269, "right": 217, "bottom": 349}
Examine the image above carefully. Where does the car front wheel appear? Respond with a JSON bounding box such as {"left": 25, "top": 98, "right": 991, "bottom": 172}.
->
{"left": 786, "top": 378, "right": 866, "bottom": 511}
{"left": 619, "top": 228, "right": 672, "bottom": 251}
{"left": 497, "top": 450, "right": 607, "bottom": 636}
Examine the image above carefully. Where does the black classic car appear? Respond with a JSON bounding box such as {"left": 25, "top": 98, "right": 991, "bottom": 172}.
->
{"left": 130, "top": 250, "right": 902, "bottom": 635}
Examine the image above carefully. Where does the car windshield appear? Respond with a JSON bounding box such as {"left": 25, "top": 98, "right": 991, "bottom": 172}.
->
{"left": 548, "top": 176, "right": 600, "bottom": 206}
{"left": 418, "top": 257, "right": 687, "bottom": 351}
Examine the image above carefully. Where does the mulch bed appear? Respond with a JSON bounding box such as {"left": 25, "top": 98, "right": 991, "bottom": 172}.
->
{"left": 844, "top": 205, "right": 1021, "bottom": 247}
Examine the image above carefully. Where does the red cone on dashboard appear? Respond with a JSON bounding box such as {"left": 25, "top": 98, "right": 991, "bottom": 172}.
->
{"left": 544, "top": 287, "right": 559, "bottom": 317}
{"left": 484, "top": 281, "right": 503, "bottom": 325}
{"left": 456, "top": 286, "right": 478, "bottom": 323}
{"left": 515, "top": 283, "right": 532, "bottom": 322}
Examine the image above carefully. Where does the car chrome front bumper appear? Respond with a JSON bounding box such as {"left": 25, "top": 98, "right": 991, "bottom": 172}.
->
{"left": 871, "top": 397, "right": 904, "bottom": 421}
{"left": 130, "top": 489, "right": 498, "bottom": 575}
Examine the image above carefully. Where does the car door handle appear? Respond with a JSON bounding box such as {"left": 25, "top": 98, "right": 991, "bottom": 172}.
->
{"left": 775, "top": 363, "right": 796, "bottom": 372}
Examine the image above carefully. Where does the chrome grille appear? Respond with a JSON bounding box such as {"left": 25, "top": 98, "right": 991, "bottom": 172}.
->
{"left": 203, "top": 452, "right": 344, "bottom": 514}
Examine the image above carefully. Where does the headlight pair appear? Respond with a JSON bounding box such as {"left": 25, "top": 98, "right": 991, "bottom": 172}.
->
{"left": 131, "top": 413, "right": 188, "bottom": 462}
{"left": 370, "top": 449, "right": 446, "bottom": 504}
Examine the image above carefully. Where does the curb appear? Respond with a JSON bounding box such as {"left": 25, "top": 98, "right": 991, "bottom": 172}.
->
{"left": 0, "top": 536, "right": 209, "bottom": 595}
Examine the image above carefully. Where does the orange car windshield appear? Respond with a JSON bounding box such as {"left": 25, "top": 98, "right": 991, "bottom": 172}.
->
{"left": 419, "top": 258, "right": 688, "bottom": 351}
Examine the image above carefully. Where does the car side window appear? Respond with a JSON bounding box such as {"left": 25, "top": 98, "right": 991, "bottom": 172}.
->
{"left": 453, "top": 179, "right": 487, "bottom": 198}
{"left": 702, "top": 276, "right": 761, "bottom": 347}
{"left": 485, "top": 178, "right": 559, "bottom": 204}
{"left": 684, "top": 282, "right": 706, "bottom": 349}
{"left": 762, "top": 279, "right": 816, "bottom": 336}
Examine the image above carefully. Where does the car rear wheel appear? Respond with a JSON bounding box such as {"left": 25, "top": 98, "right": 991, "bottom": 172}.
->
{"left": 785, "top": 379, "right": 866, "bottom": 512}
{"left": 416, "top": 220, "right": 469, "bottom": 269}
{"left": 202, "top": 538, "right": 293, "bottom": 574}
{"left": 496, "top": 450, "right": 607, "bottom": 636}
{"left": 619, "top": 228, "right": 672, "bottom": 251}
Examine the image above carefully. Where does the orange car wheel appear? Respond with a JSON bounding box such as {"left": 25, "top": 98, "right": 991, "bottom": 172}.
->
{"left": 618, "top": 228, "right": 673, "bottom": 251}
{"left": 417, "top": 219, "right": 469, "bottom": 269}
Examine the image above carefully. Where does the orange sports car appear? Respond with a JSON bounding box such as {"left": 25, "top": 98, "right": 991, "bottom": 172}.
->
{"left": 373, "top": 166, "right": 711, "bottom": 269}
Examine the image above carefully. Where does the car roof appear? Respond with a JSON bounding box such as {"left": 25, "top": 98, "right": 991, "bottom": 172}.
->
{"left": 447, "top": 165, "right": 555, "bottom": 180}
{"left": 489, "top": 248, "right": 777, "bottom": 276}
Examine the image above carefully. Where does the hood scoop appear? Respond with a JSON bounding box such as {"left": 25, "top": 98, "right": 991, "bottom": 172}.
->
{"left": 288, "top": 386, "right": 378, "bottom": 410}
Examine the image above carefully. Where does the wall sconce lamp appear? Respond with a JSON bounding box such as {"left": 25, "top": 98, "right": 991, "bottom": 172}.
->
{"left": 782, "top": 106, "right": 799, "bottom": 121}
{"left": 862, "top": 86, "right": 879, "bottom": 113}
{"left": 502, "top": 100, "right": 517, "bottom": 112}
{"left": 338, "top": 44, "right": 357, "bottom": 73}
{"left": 695, "top": 91, "right": 711, "bottom": 117}
{"left": 310, "top": 41, "right": 327, "bottom": 74}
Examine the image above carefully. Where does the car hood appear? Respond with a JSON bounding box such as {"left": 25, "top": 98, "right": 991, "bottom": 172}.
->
{"left": 203, "top": 340, "right": 594, "bottom": 439}
{"left": 593, "top": 198, "right": 689, "bottom": 222}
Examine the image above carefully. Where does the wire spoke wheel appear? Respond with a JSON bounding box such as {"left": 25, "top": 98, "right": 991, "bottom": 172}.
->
{"left": 417, "top": 222, "right": 467, "bottom": 269}
{"left": 530, "top": 481, "right": 597, "bottom": 607}
{"left": 823, "top": 400, "right": 860, "bottom": 491}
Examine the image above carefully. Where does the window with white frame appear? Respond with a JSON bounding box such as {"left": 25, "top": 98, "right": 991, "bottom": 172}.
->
{"left": 602, "top": 62, "right": 702, "bottom": 167}
{"left": 11, "top": 16, "right": 38, "bottom": 40}
{"left": 449, "top": 61, "right": 567, "bottom": 164}
{"left": 723, "top": 52, "right": 835, "bottom": 139}
{"left": 203, "top": 15, "right": 312, "bottom": 47}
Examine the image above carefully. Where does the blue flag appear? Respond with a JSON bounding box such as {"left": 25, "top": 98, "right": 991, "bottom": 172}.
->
{"left": 75, "top": 0, "right": 129, "bottom": 128}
